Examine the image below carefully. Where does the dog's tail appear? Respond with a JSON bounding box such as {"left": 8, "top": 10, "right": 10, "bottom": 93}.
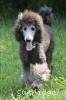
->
{"left": 39, "top": 6, "right": 53, "bottom": 26}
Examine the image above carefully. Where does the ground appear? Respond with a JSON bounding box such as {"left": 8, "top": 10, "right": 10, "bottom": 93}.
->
{"left": 0, "top": 15, "right": 66, "bottom": 100}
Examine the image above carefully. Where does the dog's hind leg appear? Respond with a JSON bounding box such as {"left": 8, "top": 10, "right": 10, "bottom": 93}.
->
{"left": 46, "top": 47, "right": 54, "bottom": 74}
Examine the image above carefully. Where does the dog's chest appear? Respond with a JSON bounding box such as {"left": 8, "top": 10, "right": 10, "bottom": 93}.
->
{"left": 28, "top": 48, "right": 44, "bottom": 64}
{"left": 20, "top": 44, "right": 45, "bottom": 64}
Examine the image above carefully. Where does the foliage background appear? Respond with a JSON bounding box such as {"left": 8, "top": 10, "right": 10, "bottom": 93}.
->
{"left": 0, "top": 0, "right": 66, "bottom": 16}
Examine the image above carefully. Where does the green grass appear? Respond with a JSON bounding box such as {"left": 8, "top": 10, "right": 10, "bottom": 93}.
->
{"left": 0, "top": 16, "right": 66, "bottom": 100}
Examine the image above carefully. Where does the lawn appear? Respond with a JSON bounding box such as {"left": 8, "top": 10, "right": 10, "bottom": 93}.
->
{"left": 0, "top": 15, "right": 66, "bottom": 100}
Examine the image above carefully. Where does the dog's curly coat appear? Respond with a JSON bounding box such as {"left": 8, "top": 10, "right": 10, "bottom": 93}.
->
{"left": 14, "top": 6, "right": 54, "bottom": 90}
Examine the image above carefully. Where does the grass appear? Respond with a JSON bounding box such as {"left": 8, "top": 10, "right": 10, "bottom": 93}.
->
{"left": 0, "top": 15, "right": 66, "bottom": 100}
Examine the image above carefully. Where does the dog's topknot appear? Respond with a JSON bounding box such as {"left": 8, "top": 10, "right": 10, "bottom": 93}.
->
{"left": 17, "top": 10, "right": 44, "bottom": 33}
{"left": 39, "top": 6, "right": 53, "bottom": 26}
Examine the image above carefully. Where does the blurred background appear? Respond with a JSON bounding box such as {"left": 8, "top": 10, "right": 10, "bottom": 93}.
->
{"left": 0, "top": 0, "right": 66, "bottom": 18}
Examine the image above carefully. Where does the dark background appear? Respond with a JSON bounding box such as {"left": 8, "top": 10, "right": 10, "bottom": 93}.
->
{"left": 0, "top": 0, "right": 66, "bottom": 17}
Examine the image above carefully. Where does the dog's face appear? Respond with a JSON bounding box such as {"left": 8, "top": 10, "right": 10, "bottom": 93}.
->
{"left": 20, "top": 23, "right": 36, "bottom": 51}
{"left": 14, "top": 20, "right": 41, "bottom": 51}
{"left": 14, "top": 10, "right": 44, "bottom": 51}
{"left": 21, "top": 24, "right": 36, "bottom": 42}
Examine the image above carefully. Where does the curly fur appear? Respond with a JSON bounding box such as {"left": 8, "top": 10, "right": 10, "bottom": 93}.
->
{"left": 14, "top": 6, "right": 54, "bottom": 90}
{"left": 39, "top": 5, "right": 53, "bottom": 26}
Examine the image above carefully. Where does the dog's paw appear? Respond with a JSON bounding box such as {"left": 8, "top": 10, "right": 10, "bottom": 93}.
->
{"left": 31, "top": 82, "right": 42, "bottom": 91}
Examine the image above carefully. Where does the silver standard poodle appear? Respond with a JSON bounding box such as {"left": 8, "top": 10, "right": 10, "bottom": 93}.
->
{"left": 14, "top": 6, "right": 54, "bottom": 90}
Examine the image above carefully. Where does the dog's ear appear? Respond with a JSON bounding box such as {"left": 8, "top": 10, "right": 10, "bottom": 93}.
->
{"left": 34, "top": 29, "right": 42, "bottom": 43}
{"left": 14, "top": 12, "right": 24, "bottom": 42}
{"left": 14, "top": 21, "right": 24, "bottom": 42}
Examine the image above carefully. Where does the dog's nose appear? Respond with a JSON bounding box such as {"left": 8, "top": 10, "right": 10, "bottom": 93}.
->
{"left": 26, "top": 39, "right": 31, "bottom": 42}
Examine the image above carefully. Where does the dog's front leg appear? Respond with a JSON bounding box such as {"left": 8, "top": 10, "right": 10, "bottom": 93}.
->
{"left": 31, "top": 47, "right": 50, "bottom": 90}
{"left": 31, "top": 62, "right": 50, "bottom": 90}
{"left": 20, "top": 62, "right": 30, "bottom": 85}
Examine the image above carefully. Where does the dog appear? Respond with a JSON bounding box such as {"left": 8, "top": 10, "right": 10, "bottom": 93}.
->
{"left": 14, "top": 6, "right": 54, "bottom": 90}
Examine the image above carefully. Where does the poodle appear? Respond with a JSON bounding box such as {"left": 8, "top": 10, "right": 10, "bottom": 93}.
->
{"left": 14, "top": 6, "right": 54, "bottom": 90}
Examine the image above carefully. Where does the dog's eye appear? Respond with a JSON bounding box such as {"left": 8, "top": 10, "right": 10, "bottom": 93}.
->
{"left": 23, "top": 27, "right": 27, "bottom": 31}
{"left": 31, "top": 27, "right": 35, "bottom": 31}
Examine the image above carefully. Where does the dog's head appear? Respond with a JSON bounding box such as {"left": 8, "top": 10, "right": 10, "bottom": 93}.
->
{"left": 14, "top": 10, "right": 44, "bottom": 51}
